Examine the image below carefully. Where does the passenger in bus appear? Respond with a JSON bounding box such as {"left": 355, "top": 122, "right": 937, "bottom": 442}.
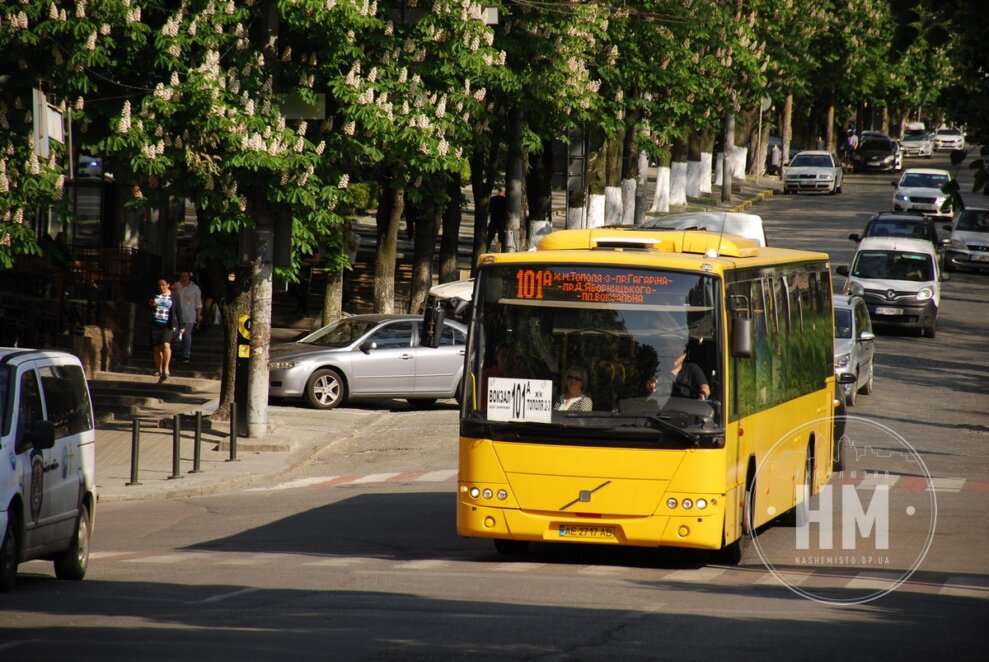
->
{"left": 648, "top": 342, "right": 710, "bottom": 401}
{"left": 481, "top": 344, "right": 518, "bottom": 407}
{"left": 555, "top": 366, "right": 593, "bottom": 412}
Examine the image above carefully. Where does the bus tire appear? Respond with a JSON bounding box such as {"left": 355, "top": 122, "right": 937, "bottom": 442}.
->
{"left": 781, "top": 445, "right": 813, "bottom": 526}
{"left": 53, "top": 503, "right": 91, "bottom": 581}
{"left": 493, "top": 539, "right": 529, "bottom": 555}
{"left": 717, "top": 481, "right": 754, "bottom": 565}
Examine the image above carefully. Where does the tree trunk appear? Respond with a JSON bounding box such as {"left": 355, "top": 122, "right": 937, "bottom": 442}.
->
{"left": 782, "top": 94, "right": 793, "bottom": 168}
{"left": 505, "top": 104, "right": 523, "bottom": 252}
{"left": 247, "top": 223, "right": 272, "bottom": 438}
{"left": 670, "top": 138, "right": 688, "bottom": 206}
{"left": 634, "top": 150, "right": 649, "bottom": 224}
{"left": 469, "top": 146, "right": 497, "bottom": 271}
{"left": 651, "top": 151, "right": 672, "bottom": 212}
{"left": 722, "top": 112, "right": 735, "bottom": 203}
{"left": 211, "top": 269, "right": 251, "bottom": 425}
{"left": 686, "top": 133, "right": 703, "bottom": 198}
{"left": 439, "top": 177, "right": 462, "bottom": 283}
{"left": 374, "top": 184, "right": 403, "bottom": 313}
{"left": 322, "top": 268, "right": 342, "bottom": 325}
{"left": 825, "top": 101, "right": 835, "bottom": 153}
{"left": 409, "top": 199, "right": 440, "bottom": 314}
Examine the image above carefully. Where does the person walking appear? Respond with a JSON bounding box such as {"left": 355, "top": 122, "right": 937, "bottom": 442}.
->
{"left": 172, "top": 271, "right": 203, "bottom": 364}
{"left": 149, "top": 277, "right": 178, "bottom": 382}
{"left": 486, "top": 188, "right": 507, "bottom": 251}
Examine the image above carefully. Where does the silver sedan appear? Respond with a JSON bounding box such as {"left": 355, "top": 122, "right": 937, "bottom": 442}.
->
{"left": 783, "top": 151, "right": 843, "bottom": 195}
{"left": 268, "top": 314, "right": 467, "bottom": 409}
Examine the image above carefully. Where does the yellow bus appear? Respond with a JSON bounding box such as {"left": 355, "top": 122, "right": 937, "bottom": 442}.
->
{"left": 446, "top": 229, "right": 836, "bottom": 563}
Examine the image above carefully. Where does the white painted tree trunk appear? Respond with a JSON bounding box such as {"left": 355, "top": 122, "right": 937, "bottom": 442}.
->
{"left": 670, "top": 161, "right": 688, "bottom": 206}
{"left": 732, "top": 146, "right": 748, "bottom": 180}
{"left": 587, "top": 194, "right": 606, "bottom": 228}
{"left": 700, "top": 152, "right": 713, "bottom": 194}
{"left": 650, "top": 166, "right": 671, "bottom": 212}
{"left": 566, "top": 206, "right": 584, "bottom": 229}
{"left": 529, "top": 219, "right": 552, "bottom": 249}
{"left": 620, "top": 178, "right": 636, "bottom": 225}
{"left": 686, "top": 161, "right": 703, "bottom": 198}
{"left": 713, "top": 153, "right": 724, "bottom": 186}
{"left": 604, "top": 186, "right": 623, "bottom": 226}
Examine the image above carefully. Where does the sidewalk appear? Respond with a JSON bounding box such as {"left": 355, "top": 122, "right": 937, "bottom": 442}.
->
{"left": 95, "top": 177, "right": 779, "bottom": 503}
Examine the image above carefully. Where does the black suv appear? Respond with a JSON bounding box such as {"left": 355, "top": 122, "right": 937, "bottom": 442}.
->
{"left": 849, "top": 212, "right": 949, "bottom": 265}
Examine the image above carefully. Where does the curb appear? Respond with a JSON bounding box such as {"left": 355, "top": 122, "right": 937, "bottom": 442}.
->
{"left": 730, "top": 188, "right": 775, "bottom": 213}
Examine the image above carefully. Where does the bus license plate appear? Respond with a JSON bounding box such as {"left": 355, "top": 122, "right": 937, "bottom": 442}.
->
{"left": 559, "top": 525, "right": 615, "bottom": 539}
{"left": 874, "top": 306, "right": 903, "bottom": 316}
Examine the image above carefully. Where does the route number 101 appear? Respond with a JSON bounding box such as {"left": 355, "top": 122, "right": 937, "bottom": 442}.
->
{"left": 515, "top": 269, "right": 553, "bottom": 299}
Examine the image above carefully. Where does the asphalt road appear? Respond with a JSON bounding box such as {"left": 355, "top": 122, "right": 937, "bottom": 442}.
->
{"left": 2, "top": 152, "right": 987, "bottom": 660}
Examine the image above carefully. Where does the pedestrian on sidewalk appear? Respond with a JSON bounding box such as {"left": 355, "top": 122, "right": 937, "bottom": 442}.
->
{"left": 148, "top": 277, "right": 178, "bottom": 382}
{"left": 172, "top": 270, "right": 203, "bottom": 364}
{"left": 486, "top": 187, "right": 507, "bottom": 251}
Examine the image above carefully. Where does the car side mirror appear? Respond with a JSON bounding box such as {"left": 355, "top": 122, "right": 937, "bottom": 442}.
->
{"left": 359, "top": 340, "right": 378, "bottom": 352}
{"left": 940, "top": 238, "right": 951, "bottom": 247}
{"left": 941, "top": 272, "right": 950, "bottom": 282}
{"left": 848, "top": 233, "right": 861, "bottom": 242}
{"left": 836, "top": 265, "right": 850, "bottom": 277}
{"left": 890, "top": 181, "right": 898, "bottom": 187}
{"left": 16, "top": 419, "right": 55, "bottom": 455}
{"left": 858, "top": 331, "right": 876, "bottom": 342}
{"left": 837, "top": 372, "right": 857, "bottom": 385}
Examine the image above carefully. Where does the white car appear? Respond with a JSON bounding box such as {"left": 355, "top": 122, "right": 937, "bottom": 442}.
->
{"left": 836, "top": 236, "right": 945, "bottom": 338}
{"left": 899, "top": 133, "right": 933, "bottom": 158}
{"left": 891, "top": 168, "right": 953, "bottom": 218}
{"left": 783, "top": 151, "right": 843, "bottom": 195}
{"left": 944, "top": 207, "right": 989, "bottom": 272}
{"left": 932, "top": 127, "right": 965, "bottom": 151}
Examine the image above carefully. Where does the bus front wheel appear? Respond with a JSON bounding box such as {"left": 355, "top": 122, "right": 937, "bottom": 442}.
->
{"left": 717, "top": 484, "right": 754, "bottom": 565}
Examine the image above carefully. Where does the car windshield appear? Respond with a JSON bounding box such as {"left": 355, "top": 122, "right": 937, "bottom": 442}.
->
{"left": 900, "top": 173, "right": 948, "bottom": 188}
{"left": 464, "top": 264, "right": 723, "bottom": 444}
{"left": 860, "top": 139, "right": 892, "bottom": 151}
{"left": 903, "top": 134, "right": 929, "bottom": 142}
{"left": 297, "top": 318, "right": 382, "bottom": 347}
{"left": 834, "top": 308, "right": 853, "bottom": 340}
{"left": 852, "top": 250, "right": 934, "bottom": 281}
{"left": 956, "top": 210, "right": 989, "bottom": 232}
{"left": 790, "top": 154, "right": 833, "bottom": 168}
{"left": 867, "top": 220, "right": 929, "bottom": 240}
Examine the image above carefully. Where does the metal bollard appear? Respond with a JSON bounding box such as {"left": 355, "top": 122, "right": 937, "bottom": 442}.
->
{"left": 190, "top": 411, "right": 203, "bottom": 474}
{"left": 227, "top": 402, "right": 239, "bottom": 462}
{"left": 126, "top": 419, "right": 142, "bottom": 486}
{"left": 168, "top": 414, "right": 183, "bottom": 479}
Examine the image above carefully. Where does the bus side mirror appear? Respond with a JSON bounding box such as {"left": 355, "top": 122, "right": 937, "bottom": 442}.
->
{"left": 731, "top": 316, "right": 752, "bottom": 358}
{"left": 420, "top": 304, "right": 445, "bottom": 349}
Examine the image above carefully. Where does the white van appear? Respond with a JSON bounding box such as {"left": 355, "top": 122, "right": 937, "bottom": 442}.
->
{"left": 638, "top": 211, "right": 768, "bottom": 247}
{"left": 0, "top": 348, "right": 96, "bottom": 591}
{"left": 836, "top": 236, "right": 945, "bottom": 338}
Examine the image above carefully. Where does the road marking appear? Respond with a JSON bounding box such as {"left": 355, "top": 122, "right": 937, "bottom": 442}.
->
{"left": 245, "top": 476, "right": 340, "bottom": 492}
{"left": 416, "top": 469, "right": 458, "bottom": 482}
{"left": 664, "top": 567, "right": 728, "bottom": 583}
{"left": 492, "top": 562, "right": 546, "bottom": 572}
{"left": 122, "top": 553, "right": 192, "bottom": 564}
{"left": 350, "top": 472, "right": 402, "bottom": 484}
{"left": 939, "top": 577, "right": 989, "bottom": 599}
{"left": 188, "top": 587, "right": 259, "bottom": 604}
{"left": 394, "top": 559, "right": 449, "bottom": 570}
{"left": 756, "top": 571, "right": 812, "bottom": 587}
{"left": 929, "top": 477, "right": 965, "bottom": 493}
{"left": 577, "top": 565, "right": 626, "bottom": 576}
{"left": 857, "top": 474, "right": 900, "bottom": 490}
{"left": 302, "top": 557, "right": 376, "bottom": 567}
{"left": 844, "top": 570, "right": 903, "bottom": 591}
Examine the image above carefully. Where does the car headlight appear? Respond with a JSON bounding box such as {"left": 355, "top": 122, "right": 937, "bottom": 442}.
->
{"left": 835, "top": 352, "right": 851, "bottom": 368}
{"left": 883, "top": 156, "right": 894, "bottom": 163}
{"left": 895, "top": 193, "right": 909, "bottom": 202}
{"left": 820, "top": 173, "right": 834, "bottom": 181}
{"left": 269, "top": 361, "right": 297, "bottom": 370}
{"left": 916, "top": 287, "right": 934, "bottom": 301}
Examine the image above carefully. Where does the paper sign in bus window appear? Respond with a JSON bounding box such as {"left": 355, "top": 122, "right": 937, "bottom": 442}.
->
{"left": 487, "top": 377, "right": 553, "bottom": 423}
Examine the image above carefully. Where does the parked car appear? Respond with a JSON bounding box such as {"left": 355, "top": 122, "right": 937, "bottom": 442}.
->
{"left": 851, "top": 136, "right": 899, "bottom": 173}
{"left": 944, "top": 207, "right": 989, "bottom": 272}
{"left": 637, "top": 211, "right": 768, "bottom": 246}
{"left": 833, "top": 294, "right": 876, "bottom": 406}
{"left": 848, "top": 212, "right": 948, "bottom": 267}
{"left": 836, "top": 236, "right": 946, "bottom": 338}
{"left": 932, "top": 127, "right": 965, "bottom": 151}
{"left": 1, "top": 348, "right": 96, "bottom": 592}
{"left": 899, "top": 132, "right": 934, "bottom": 158}
{"left": 891, "top": 168, "right": 953, "bottom": 218}
{"left": 782, "top": 151, "right": 843, "bottom": 195}
{"left": 268, "top": 314, "right": 468, "bottom": 409}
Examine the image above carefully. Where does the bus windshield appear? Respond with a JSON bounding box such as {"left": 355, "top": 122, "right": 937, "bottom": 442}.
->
{"left": 464, "top": 264, "right": 723, "bottom": 447}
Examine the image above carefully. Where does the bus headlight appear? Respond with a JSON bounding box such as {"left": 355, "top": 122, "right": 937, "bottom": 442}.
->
{"left": 682, "top": 498, "right": 694, "bottom": 510}
{"left": 482, "top": 488, "right": 493, "bottom": 499}
{"left": 469, "top": 487, "right": 480, "bottom": 498}
{"left": 667, "top": 498, "right": 678, "bottom": 509}
{"left": 696, "top": 499, "right": 708, "bottom": 510}
{"left": 497, "top": 489, "right": 508, "bottom": 500}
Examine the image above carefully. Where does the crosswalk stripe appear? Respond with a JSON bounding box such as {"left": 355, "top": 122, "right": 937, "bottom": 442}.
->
{"left": 665, "top": 567, "right": 728, "bottom": 583}
{"left": 350, "top": 472, "right": 401, "bottom": 484}
{"left": 122, "top": 553, "right": 191, "bottom": 564}
{"left": 416, "top": 469, "right": 458, "bottom": 482}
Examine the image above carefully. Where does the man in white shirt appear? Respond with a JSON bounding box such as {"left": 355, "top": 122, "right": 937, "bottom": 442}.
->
{"left": 173, "top": 271, "right": 203, "bottom": 363}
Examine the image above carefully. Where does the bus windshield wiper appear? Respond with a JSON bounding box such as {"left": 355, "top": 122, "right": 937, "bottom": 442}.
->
{"left": 610, "top": 413, "right": 701, "bottom": 445}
